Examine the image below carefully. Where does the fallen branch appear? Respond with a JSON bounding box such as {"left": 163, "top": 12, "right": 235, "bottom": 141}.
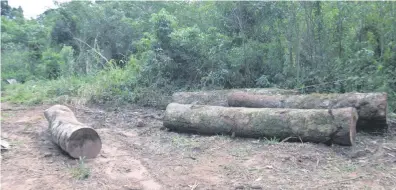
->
{"left": 73, "top": 37, "right": 109, "bottom": 65}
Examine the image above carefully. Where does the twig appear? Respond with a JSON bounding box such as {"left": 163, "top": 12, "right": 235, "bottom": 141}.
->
{"left": 383, "top": 146, "right": 396, "bottom": 151}
{"left": 188, "top": 181, "right": 199, "bottom": 190}
{"left": 281, "top": 136, "right": 294, "bottom": 143}
{"left": 310, "top": 175, "right": 365, "bottom": 189}
{"left": 142, "top": 114, "right": 163, "bottom": 120}
{"left": 298, "top": 136, "right": 304, "bottom": 143}
{"left": 73, "top": 37, "right": 109, "bottom": 65}
{"left": 2, "top": 108, "right": 28, "bottom": 111}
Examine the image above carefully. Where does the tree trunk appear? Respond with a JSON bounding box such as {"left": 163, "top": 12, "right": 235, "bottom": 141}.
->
{"left": 172, "top": 88, "right": 299, "bottom": 106}
{"left": 163, "top": 103, "right": 358, "bottom": 146}
{"left": 44, "top": 105, "right": 102, "bottom": 159}
{"left": 388, "top": 113, "right": 396, "bottom": 131}
{"left": 227, "top": 92, "right": 388, "bottom": 132}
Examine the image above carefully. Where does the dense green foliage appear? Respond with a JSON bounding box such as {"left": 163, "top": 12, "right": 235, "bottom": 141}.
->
{"left": 1, "top": 1, "right": 395, "bottom": 111}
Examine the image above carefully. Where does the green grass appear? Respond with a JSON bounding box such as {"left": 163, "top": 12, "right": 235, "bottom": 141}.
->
{"left": 69, "top": 157, "right": 91, "bottom": 180}
{"left": 171, "top": 135, "right": 199, "bottom": 148}
{"left": 2, "top": 67, "right": 137, "bottom": 106}
{"left": 0, "top": 112, "right": 14, "bottom": 121}
{"left": 3, "top": 65, "right": 394, "bottom": 114}
{"left": 342, "top": 162, "right": 358, "bottom": 172}
{"left": 2, "top": 65, "right": 174, "bottom": 109}
{"left": 261, "top": 137, "right": 281, "bottom": 145}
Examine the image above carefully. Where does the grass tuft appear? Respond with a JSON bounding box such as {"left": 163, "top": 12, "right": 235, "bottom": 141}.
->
{"left": 262, "top": 137, "right": 281, "bottom": 145}
{"left": 69, "top": 156, "right": 91, "bottom": 180}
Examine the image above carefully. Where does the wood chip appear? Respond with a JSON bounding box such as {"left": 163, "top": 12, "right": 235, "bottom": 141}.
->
{"left": 1, "top": 139, "right": 10, "bottom": 151}
{"left": 265, "top": 165, "right": 273, "bottom": 169}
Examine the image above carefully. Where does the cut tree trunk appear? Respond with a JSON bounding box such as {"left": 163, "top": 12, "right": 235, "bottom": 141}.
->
{"left": 388, "top": 113, "right": 396, "bottom": 131}
{"left": 163, "top": 103, "right": 358, "bottom": 146}
{"left": 227, "top": 92, "right": 388, "bottom": 132}
{"left": 172, "top": 88, "right": 299, "bottom": 106}
{"left": 44, "top": 105, "right": 102, "bottom": 159}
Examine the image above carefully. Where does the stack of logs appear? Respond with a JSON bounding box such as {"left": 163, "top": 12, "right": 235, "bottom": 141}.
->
{"left": 164, "top": 88, "right": 388, "bottom": 146}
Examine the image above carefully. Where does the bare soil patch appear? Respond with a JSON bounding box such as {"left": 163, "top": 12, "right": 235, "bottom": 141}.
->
{"left": 1, "top": 102, "right": 396, "bottom": 190}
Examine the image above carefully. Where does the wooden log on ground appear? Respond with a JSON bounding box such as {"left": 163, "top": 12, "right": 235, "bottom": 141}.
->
{"left": 172, "top": 88, "right": 299, "bottom": 106}
{"left": 227, "top": 92, "right": 388, "bottom": 132}
{"left": 388, "top": 113, "right": 396, "bottom": 131}
{"left": 163, "top": 103, "right": 358, "bottom": 146}
{"left": 44, "top": 105, "right": 102, "bottom": 159}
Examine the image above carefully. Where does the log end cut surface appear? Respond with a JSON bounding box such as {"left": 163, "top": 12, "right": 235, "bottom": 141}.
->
{"left": 67, "top": 128, "right": 102, "bottom": 159}
{"left": 331, "top": 107, "right": 358, "bottom": 146}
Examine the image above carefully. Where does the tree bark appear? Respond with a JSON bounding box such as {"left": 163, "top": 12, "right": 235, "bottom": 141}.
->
{"left": 227, "top": 92, "right": 388, "bottom": 132}
{"left": 163, "top": 103, "right": 358, "bottom": 146}
{"left": 44, "top": 105, "right": 102, "bottom": 159}
{"left": 172, "top": 88, "right": 299, "bottom": 106}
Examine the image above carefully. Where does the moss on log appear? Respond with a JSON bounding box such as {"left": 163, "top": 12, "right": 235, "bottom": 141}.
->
{"left": 163, "top": 103, "right": 358, "bottom": 146}
{"left": 44, "top": 105, "right": 102, "bottom": 159}
{"left": 227, "top": 92, "right": 388, "bottom": 132}
{"left": 172, "top": 88, "right": 299, "bottom": 106}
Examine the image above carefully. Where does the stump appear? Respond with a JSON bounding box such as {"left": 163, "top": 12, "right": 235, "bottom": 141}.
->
{"left": 227, "top": 92, "right": 388, "bottom": 132}
{"left": 172, "top": 88, "right": 299, "bottom": 106}
{"left": 44, "top": 105, "right": 102, "bottom": 159}
{"left": 163, "top": 103, "right": 358, "bottom": 146}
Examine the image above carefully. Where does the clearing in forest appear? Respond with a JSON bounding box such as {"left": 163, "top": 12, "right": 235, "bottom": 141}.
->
{"left": 1, "top": 102, "right": 396, "bottom": 190}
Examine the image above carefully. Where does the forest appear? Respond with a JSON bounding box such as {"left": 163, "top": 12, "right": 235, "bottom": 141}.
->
{"left": 2, "top": 1, "right": 396, "bottom": 189}
{"left": 1, "top": 0, "right": 395, "bottom": 112}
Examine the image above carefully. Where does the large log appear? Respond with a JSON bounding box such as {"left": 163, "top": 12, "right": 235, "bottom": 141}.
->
{"left": 227, "top": 92, "right": 388, "bottom": 132}
{"left": 388, "top": 113, "right": 396, "bottom": 131}
{"left": 44, "top": 105, "right": 102, "bottom": 159}
{"left": 172, "top": 88, "right": 299, "bottom": 106}
{"left": 163, "top": 103, "right": 358, "bottom": 146}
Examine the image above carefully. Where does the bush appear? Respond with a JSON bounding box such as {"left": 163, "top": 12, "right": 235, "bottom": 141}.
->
{"left": 2, "top": 66, "right": 134, "bottom": 105}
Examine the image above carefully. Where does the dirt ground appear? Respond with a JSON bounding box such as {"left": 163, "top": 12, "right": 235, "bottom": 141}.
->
{"left": 1, "top": 102, "right": 396, "bottom": 190}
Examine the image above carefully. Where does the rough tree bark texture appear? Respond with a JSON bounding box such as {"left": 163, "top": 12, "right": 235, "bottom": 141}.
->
{"left": 163, "top": 103, "right": 358, "bottom": 146}
{"left": 388, "top": 113, "right": 396, "bottom": 131}
{"left": 227, "top": 92, "right": 388, "bottom": 132}
{"left": 172, "top": 88, "right": 299, "bottom": 106}
{"left": 44, "top": 105, "right": 102, "bottom": 159}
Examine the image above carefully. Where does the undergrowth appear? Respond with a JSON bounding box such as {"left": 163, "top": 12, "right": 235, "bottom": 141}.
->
{"left": 1, "top": 66, "right": 395, "bottom": 113}
{"left": 1, "top": 66, "right": 173, "bottom": 109}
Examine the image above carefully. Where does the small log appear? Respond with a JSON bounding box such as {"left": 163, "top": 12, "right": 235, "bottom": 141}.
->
{"left": 163, "top": 103, "right": 358, "bottom": 146}
{"left": 227, "top": 92, "right": 388, "bottom": 132}
{"left": 172, "top": 88, "right": 299, "bottom": 106}
{"left": 44, "top": 105, "right": 102, "bottom": 159}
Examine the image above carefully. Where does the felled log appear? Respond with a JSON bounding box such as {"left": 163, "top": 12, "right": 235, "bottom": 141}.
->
{"left": 227, "top": 92, "right": 388, "bottom": 132}
{"left": 163, "top": 103, "right": 358, "bottom": 146}
{"left": 44, "top": 105, "right": 102, "bottom": 159}
{"left": 388, "top": 113, "right": 396, "bottom": 131}
{"left": 172, "top": 88, "right": 299, "bottom": 106}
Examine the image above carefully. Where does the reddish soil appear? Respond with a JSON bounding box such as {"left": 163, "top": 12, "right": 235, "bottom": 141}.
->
{"left": 1, "top": 102, "right": 396, "bottom": 190}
